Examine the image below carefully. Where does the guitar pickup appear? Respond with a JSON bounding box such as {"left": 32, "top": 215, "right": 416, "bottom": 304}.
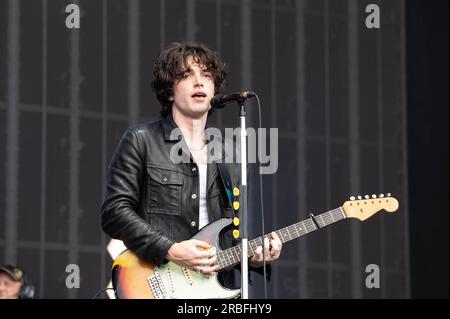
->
{"left": 147, "top": 272, "right": 167, "bottom": 299}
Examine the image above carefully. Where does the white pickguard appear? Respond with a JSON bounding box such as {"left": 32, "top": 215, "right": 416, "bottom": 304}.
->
{"left": 151, "top": 261, "right": 240, "bottom": 299}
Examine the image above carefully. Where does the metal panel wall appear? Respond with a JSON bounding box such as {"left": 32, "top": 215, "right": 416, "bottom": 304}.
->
{"left": 0, "top": 0, "right": 409, "bottom": 298}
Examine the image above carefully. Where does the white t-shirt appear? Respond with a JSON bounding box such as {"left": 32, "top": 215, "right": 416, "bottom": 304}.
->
{"left": 198, "top": 164, "right": 209, "bottom": 229}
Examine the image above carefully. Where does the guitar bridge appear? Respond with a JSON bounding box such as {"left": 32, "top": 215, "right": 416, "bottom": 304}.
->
{"left": 147, "top": 272, "right": 166, "bottom": 299}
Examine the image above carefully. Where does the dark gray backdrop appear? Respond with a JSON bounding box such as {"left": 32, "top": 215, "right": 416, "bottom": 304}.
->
{"left": 0, "top": 0, "right": 411, "bottom": 298}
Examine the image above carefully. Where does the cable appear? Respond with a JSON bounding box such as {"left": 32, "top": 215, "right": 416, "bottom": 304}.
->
{"left": 253, "top": 93, "right": 268, "bottom": 299}
{"left": 92, "top": 287, "right": 115, "bottom": 299}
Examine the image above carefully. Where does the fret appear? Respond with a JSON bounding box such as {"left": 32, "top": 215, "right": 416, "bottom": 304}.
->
{"left": 296, "top": 222, "right": 304, "bottom": 236}
{"left": 330, "top": 211, "right": 336, "bottom": 224}
{"left": 248, "top": 242, "right": 255, "bottom": 257}
{"left": 319, "top": 214, "right": 325, "bottom": 227}
{"left": 288, "top": 225, "right": 296, "bottom": 239}
{"left": 278, "top": 230, "right": 285, "bottom": 243}
{"left": 217, "top": 255, "right": 223, "bottom": 269}
{"left": 301, "top": 220, "right": 309, "bottom": 233}
{"left": 304, "top": 219, "right": 315, "bottom": 232}
{"left": 281, "top": 230, "right": 289, "bottom": 243}
{"left": 229, "top": 249, "right": 236, "bottom": 267}
{"left": 284, "top": 228, "right": 290, "bottom": 240}
{"left": 322, "top": 213, "right": 332, "bottom": 226}
{"left": 230, "top": 247, "right": 238, "bottom": 264}
{"left": 220, "top": 251, "right": 227, "bottom": 268}
{"left": 217, "top": 206, "right": 348, "bottom": 271}
{"left": 287, "top": 228, "right": 293, "bottom": 241}
{"left": 339, "top": 207, "right": 346, "bottom": 219}
{"left": 248, "top": 241, "right": 256, "bottom": 256}
{"left": 293, "top": 224, "right": 300, "bottom": 237}
{"left": 330, "top": 209, "right": 340, "bottom": 223}
{"left": 219, "top": 252, "right": 227, "bottom": 269}
{"left": 310, "top": 218, "right": 319, "bottom": 231}
{"left": 225, "top": 248, "right": 232, "bottom": 267}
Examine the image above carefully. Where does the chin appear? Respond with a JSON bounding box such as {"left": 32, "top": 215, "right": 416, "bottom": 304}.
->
{"left": 191, "top": 105, "right": 210, "bottom": 115}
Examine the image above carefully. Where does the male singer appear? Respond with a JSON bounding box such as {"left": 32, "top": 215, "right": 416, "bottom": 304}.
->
{"left": 101, "top": 42, "right": 282, "bottom": 292}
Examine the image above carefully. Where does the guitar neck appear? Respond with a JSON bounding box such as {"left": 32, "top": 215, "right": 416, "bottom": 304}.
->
{"left": 217, "top": 207, "right": 347, "bottom": 271}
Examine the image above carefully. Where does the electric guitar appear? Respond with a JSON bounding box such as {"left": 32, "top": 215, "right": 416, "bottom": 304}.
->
{"left": 112, "top": 194, "right": 399, "bottom": 299}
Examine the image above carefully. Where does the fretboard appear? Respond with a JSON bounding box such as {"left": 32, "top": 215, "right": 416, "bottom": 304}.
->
{"left": 217, "top": 207, "right": 346, "bottom": 271}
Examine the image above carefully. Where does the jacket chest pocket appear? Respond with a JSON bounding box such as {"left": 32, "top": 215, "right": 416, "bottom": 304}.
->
{"left": 147, "top": 166, "right": 183, "bottom": 215}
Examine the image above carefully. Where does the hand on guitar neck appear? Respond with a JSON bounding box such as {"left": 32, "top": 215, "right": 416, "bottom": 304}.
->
{"left": 166, "top": 239, "right": 219, "bottom": 277}
{"left": 249, "top": 232, "right": 282, "bottom": 268}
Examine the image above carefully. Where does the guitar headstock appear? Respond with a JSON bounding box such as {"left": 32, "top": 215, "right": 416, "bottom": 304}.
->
{"left": 342, "top": 193, "right": 399, "bottom": 221}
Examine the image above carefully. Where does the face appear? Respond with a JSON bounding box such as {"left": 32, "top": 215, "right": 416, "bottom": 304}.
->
{"left": 0, "top": 273, "right": 21, "bottom": 299}
{"left": 170, "top": 56, "right": 215, "bottom": 119}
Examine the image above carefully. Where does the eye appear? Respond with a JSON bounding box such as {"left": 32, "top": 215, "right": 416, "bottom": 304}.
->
{"left": 203, "top": 73, "right": 212, "bottom": 78}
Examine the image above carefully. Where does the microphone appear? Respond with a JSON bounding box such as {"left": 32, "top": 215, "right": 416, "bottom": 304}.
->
{"left": 210, "top": 91, "right": 255, "bottom": 109}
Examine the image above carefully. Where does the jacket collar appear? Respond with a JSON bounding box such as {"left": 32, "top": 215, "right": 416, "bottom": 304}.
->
{"left": 162, "top": 112, "right": 216, "bottom": 144}
{"left": 162, "top": 112, "right": 228, "bottom": 166}
{"left": 162, "top": 113, "right": 181, "bottom": 141}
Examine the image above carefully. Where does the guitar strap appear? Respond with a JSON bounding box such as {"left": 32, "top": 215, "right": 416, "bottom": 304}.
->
{"left": 216, "top": 162, "right": 234, "bottom": 207}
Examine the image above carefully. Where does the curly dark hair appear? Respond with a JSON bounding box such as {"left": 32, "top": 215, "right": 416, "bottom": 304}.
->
{"left": 151, "top": 42, "right": 226, "bottom": 117}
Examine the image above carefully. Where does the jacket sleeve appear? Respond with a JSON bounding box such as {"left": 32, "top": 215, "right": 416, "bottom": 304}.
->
{"left": 101, "top": 128, "right": 175, "bottom": 266}
{"left": 249, "top": 263, "right": 271, "bottom": 282}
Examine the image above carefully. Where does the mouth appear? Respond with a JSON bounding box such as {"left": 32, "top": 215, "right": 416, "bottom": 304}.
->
{"left": 191, "top": 92, "right": 207, "bottom": 100}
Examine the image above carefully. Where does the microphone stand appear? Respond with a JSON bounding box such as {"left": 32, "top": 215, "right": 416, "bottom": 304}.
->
{"left": 238, "top": 98, "right": 249, "bottom": 299}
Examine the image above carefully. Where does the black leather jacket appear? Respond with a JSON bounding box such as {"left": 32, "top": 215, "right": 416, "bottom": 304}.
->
{"left": 101, "top": 114, "right": 240, "bottom": 266}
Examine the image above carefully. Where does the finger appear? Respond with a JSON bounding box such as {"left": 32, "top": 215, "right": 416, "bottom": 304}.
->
{"left": 263, "top": 238, "right": 270, "bottom": 252}
{"left": 201, "top": 264, "right": 219, "bottom": 277}
{"left": 208, "top": 247, "right": 217, "bottom": 258}
{"left": 191, "top": 239, "right": 212, "bottom": 249}
{"left": 194, "top": 250, "right": 211, "bottom": 259}
{"left": 193, "top": 244, "right": 213, "bottom": 258}
{"left": 252, "top": 246, "right": 271, "bottom": 262}
{"left": 252, "top": 246, "right": 263, "bottom": 262}
{"left": 257, "top": 245, "right": 271, "bottom": 262}
{"left": 208, "top": 255, "right": 218, "bottom": 264}
{"left": 194, "top": 265, "right": 203, "bottom": 274}
{"left": 262, "top": 238, "right": 270, "bottom": 256}
{"left": 270, "top": 247, "right": 280, "bottom": 259}
{"left": 270, "top": 237, "right": 281, "bottom": 253}
{"left": 194, "top": 263, "right": 219, "bottom": 277}
{"left": 256, "top": 246, "right": 263, "bottom": 255}
{"left": 271, "top": 232, "right": 282, "bottom": 247}
{"left": 194, "top": 255, "right": 217, "bottom": 267}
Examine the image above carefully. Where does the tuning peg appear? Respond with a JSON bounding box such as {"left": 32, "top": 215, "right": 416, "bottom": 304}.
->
{"left": 372, "top": 194, "right": 377, "bottom": 198}
{"left": 379, "top": 194, "right": 384, "bottom": 198}
{"left": 350, "top": 196, "right": 355, "bottom": 201}
{"left": 364, "top": 195, "right": 369, "bottom": 199}
{"left": 387, "top": 193, "right": 391, "bottom": 197}
{"left": 357, "top": 195, "right": 362, "bottom": 200}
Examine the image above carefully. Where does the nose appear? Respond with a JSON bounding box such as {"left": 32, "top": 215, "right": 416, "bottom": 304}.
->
{"left": 193, "top": 73, "right": 203, "bottom": 88}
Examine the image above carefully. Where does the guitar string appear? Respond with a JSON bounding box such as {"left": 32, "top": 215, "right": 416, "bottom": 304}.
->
{"left": 217, "top": 199, "right": 394, "bottom": 267}
{"left": 217, "top": 208, "right": 346, "bottom": 268}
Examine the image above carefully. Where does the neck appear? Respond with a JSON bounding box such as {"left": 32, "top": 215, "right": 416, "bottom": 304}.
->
{"left": 172, "top": 109, "right": 208, "bottom": 148}
{"left": 216, "top": 207, "right": 347, "bottom": 271}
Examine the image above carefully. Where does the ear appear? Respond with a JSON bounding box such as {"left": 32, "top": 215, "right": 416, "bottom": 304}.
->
{"left": 168, "top": 96, "right": 174, "bottom": 101}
